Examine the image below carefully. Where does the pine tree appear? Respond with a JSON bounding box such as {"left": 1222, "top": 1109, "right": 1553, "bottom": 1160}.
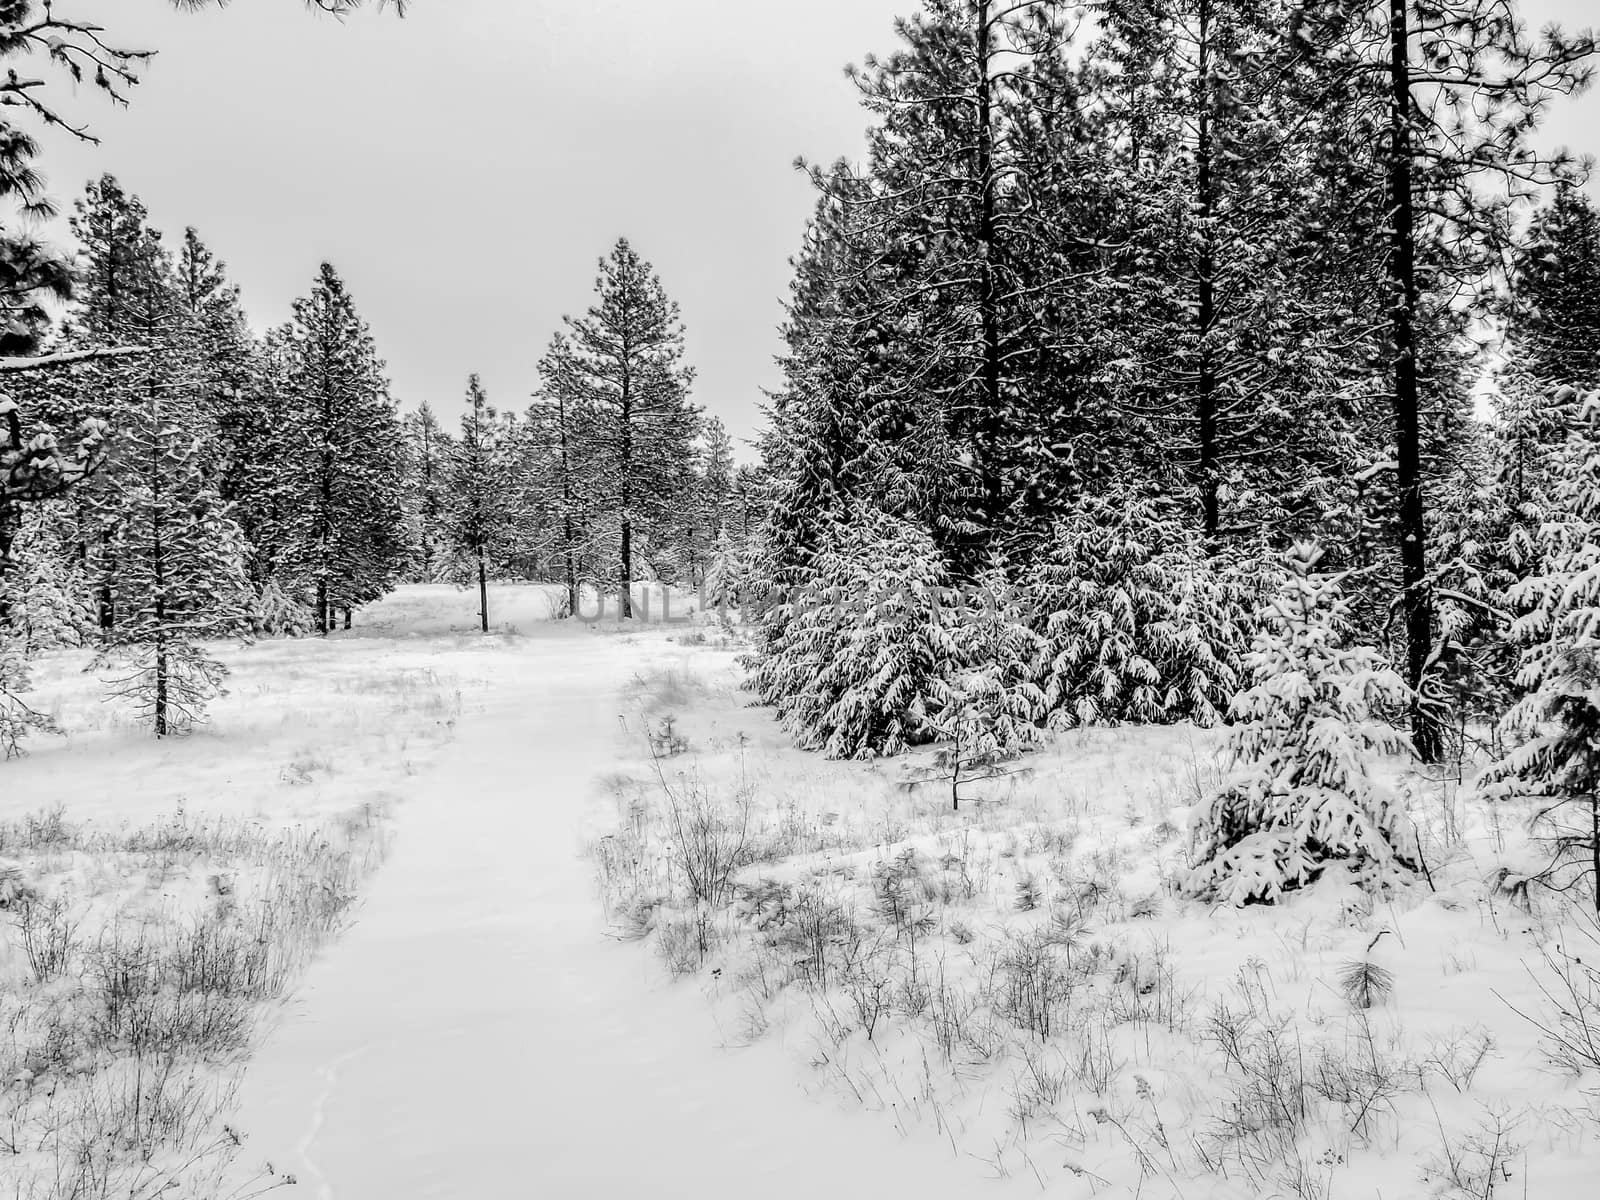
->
{"left": 281, "top": 263, "right": 406, "bottom": 634}
{"left": 802, "top": 1, "right": 1121, "bottom": 567}
{"left": 59, "top": 176, "right": 174, "bottom": 638}
{"left": 96, "top": 383, "right": 252, "bottom": 735}
{"left": 1188, "top": 543, "right": 1421, "bottom": 905}
{"left": 173, "top": 227, "right": 256, "bottom": 470}
{"left": 546, "top": 240, "right": 698, "bottom": 618}
{"left": 749, "top": 506, "right": 958, "bottom": 758}
{"left": 1507, "top": 184, "right": 1600, "bottom": 395}
{"left": 1291, "top": 0, "right": 1594, "bottom": 760}
{"left": 529, "top": 333, "right": 601, "bottom": 617}
{"left": 0, "top": 502, "right": 91, "bottom": 652}
{"left": 401, "top": 401, "right": 453, "bottom": 583}
{"left": 1025, "top": 491, "right": 1253, "bottom": 728}
{"left": 444, "top": 374, "right": 519, "bottom": 633}
{"left": 0, "top": 389, "right": 107, "bottom": 627}
{"left": 1486, "top": 390, "right": 1600, "bottom": 912}
{"left": 1095, "top": 1, "right": 1389, "bottom": 547}
{"left": 683, "top": 416, "right": 735, "bottom": 587}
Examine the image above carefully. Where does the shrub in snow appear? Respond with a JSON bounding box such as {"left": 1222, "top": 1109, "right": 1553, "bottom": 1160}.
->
{"left": 748, "top": 506, "right": 958, "bottom": 758}
{"left": 1484, "top": 390, "right": 1600, "bottom": 912}
{"left": 703, "top": 526, "right": 754, "bottom": 616}
{"left": 946, "top": 567, "right": 1047, "bottom": 753}
{"left": 252, "top": 578, "right": 316, "bottom": 637}
{"left": 1188, "top": 543, "right": 1420, "bottom": 905}
{"left": 1025, "top": 494, "right": 1253, "bottom": 729}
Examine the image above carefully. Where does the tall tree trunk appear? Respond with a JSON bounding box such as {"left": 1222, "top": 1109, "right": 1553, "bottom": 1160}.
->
{"left": 316, "top": 323, "right": 335, "bottom": 638}
{"left": 1195, "top": 0, "right": 1221, "bottom": 545}
{"left": 478, "top": 555, "right": 489, "bottom": 633}
{"left": 1592, "top": 791, "right": 1599, "bottom": 916}
{"left": 150, "top": 369, "right": 167, "bottom": 736}
{"left": 0, "top": 500, "right": 18, "bottom": 631}
{"left": 619, "top": 355, "right": 634, "bottom": 620}
{"left": 420, "top": 421, "right": 434, "bottom": 579}
{"left": 975, "top": 1, "right": 1004, "bottom": 550}
{"left": 343, "top": 606, "right": 352, "bottom": 631}
{"left": 1386, "top": 0, "right": 1438, "bottom": 762}
{"left": 97, "top": 531, "right": 115, "bottom": 638}
{"left": 557, "top": 391, "right": 580, "bottom": 618}
{"left": 620, "top": 519, "right": 633, "bottom": 621}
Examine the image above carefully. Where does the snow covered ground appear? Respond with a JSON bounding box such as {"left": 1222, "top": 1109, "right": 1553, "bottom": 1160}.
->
{"left": 4, "top": 583, "right": 1597, "bottom": 1198}
{"left": 595, "top": 643, "right": 1600, "bottom": 1199}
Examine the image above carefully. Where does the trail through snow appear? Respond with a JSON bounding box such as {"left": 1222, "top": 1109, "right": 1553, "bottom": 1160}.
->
{"left": 229, "top": 631, "right": 993, "bottom": 1198}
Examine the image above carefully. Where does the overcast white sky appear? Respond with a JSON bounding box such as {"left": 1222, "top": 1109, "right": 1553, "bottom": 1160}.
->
{"left": 26, "top": 0, "right": 1600, "bottom": 454}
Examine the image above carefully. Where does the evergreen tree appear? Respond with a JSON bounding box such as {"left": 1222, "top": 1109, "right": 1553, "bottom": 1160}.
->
{"left": 444, "top": 374, "right": 518, "bottom": 633}
{"left": 1189, "top": 543, "right": 1421, "bottom": 905}
{"left": 173, "top": 227, "right": 256, "bottom": 473}
{"left": 545, "top": 240, "right": 698, "bottom": 618}
{"left": 683, "top": 415, "right": 735, "bottom": 587}
{"left": 0, "top": 502, "right": 91, "bottom": 652}
{"left": 1291, "top": 0, "right": 1594, "bottom": 760}
{"left": 1025, "top": 491, "right": 1255, "bottom": 728}
{"left": 281, "top": 263, "right": 406, "bottom": 633}
{"left": 1095, "top": 0, "right": 1388, "bottom": 546}
{"left": 1507, "top": 184, "right": 1600, "bottom": 395}
{"left": 794, "top": 2, "right": 1122, "bottom": 568}
{"left": 402, "top": 401, "right": 453, "bottom": 583}
{"left": 529, "top": 333, "right": 601, "bottom": 616}
{"left": 1486, "top": 389, "right": 1600, "bottom": 912}
{"left": 95, "top": 382, "right": 252, "bottom": 735}
{"left": 749, "top": 507, "right": 958, "bottom": 758}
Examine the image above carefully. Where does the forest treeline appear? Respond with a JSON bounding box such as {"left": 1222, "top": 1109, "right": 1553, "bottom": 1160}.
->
{"left": 0, "top": 176, "right": 751, "bottom": 739}
{"left": 745, "top": 0, "right": 1600, "bottom": 905}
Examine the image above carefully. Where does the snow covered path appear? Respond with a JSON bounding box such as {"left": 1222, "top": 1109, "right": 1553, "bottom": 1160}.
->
{"left": 229, "top": 631, "right": 992, "bottom": 1199}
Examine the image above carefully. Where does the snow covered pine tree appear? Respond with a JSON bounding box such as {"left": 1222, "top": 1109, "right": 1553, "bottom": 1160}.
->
{"left": 1188, "top": 542, "right": 1421, "bottom": 905}
{"left": 1486, "top": 388, "right": 1600, "bottom": 913}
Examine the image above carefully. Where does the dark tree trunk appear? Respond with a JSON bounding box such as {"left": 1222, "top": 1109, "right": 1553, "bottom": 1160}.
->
{"left": 97, "top": 531, "right": 115, "bottom": 638}
{"left": 558, "top": 392, "right": 579, "bottom": 617}
{"left": 420, "top": 421, "right": 435, "bottom": 579}
{"left": 1386, "top": 0, "right": 1438, "bottom": 762}
{"left": 0, "top": 499, "right": 17, "bottom": 631}
{"left": 150, "top": 362, "right": 167, "bottom": 736}
{"left": 1195, "top": 0, "right": 1221, "bottom": 545}
{"left": 477, "top": 556, "right": 489, "bottom": 633}
{"left": 343, "top": 606, "right": 352, "bottom": 631}
{"left": 619, "top": 357, "right": 634, "bottom": 621}
{"left": 975, "top": 1, "right": 1004, "bottom": 547}
{"left": 620, "top": 519, "right": 633, "bottom": 621}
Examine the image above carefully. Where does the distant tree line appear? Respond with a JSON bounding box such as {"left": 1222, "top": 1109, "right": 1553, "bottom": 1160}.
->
{"left": 0, "top": 176, "right": 745, "bottom": 741}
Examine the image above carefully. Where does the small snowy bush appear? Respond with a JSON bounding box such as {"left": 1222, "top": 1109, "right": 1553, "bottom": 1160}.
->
{"left": 748, "top": 507, "right": 958, "bottom": 757}
{"left": 1026, "top": 494, "right": 1253, "bottom": 729}
{"left": 944, "top": 566, "right": 1047, "bottom": 754}
{"left": 253, "top": 578, "right": 316, "bottom": 637}
{"left": 1188, "top": 543, "right": 1420, "bottom": 905}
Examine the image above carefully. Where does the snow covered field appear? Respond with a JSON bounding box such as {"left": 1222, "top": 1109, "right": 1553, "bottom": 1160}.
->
{"left": 594, "top": 645, "right": 1600, "bottom": 1198}
{"left": 4, "top": 584, "right": 1598, "bottom": 1198}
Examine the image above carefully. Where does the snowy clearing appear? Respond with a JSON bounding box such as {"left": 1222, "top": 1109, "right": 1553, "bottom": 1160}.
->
{"left": 3, "top": 586, "right": 1599, "bottom": 1199}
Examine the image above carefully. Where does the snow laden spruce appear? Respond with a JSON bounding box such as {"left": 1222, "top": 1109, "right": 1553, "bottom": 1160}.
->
{"left": 1187, "top": 543, "right": 1422, "bottom": 905}
{"left": 1485, "top": 389, "right": 1600, "bottom": 913}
